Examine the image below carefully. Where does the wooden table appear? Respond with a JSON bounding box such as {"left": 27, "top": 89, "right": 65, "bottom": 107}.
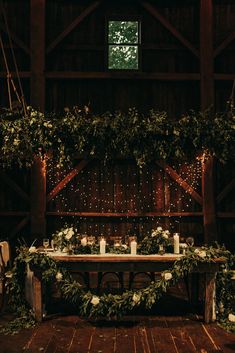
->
{"left": 31, "top": 254, "right": 224, "bottom": 323}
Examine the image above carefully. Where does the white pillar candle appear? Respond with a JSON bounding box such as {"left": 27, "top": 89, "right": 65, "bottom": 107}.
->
{"left": 130, "top": 240, "right": 137, "bottom": 255}
{"left": 173, "top": 233, "right": 180, "bottom": 254}
{"left": 81, "top": 236, "right": 87, "bottom": 246}
{"left": 100, "top": 238, "right": 106, "bottom": 254}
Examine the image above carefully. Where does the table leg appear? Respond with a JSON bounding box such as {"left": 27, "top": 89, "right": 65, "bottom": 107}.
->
{"left": 204, "top": 272, "right": 216, "bottom": 323}
{"left": 32, "top": 274, "right": 43, "bottom": 322}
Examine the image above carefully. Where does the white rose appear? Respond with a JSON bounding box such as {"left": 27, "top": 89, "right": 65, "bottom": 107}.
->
{"left": 64, "top": 228, "right": 69, "bottom": 234}
{"left": 157, "top": 226, "right": 163, "bottom": 232}
{"left": 151, "top": 230, "right": 157, "bottom": 237}
{"left": 198, "top": 250, "right": 207, "bottom": 258}
{"left": 91, "top": 296, "right": 100, "bottom": 306}
{"left": 58, "top": 232, "right": 63, "bottom": 236}
{"left": 56, "top": 272, "right": 63, "bottom": 281}
{"left": 65, "top": 230, "right": 74, "bottom": 240}
{"left": 162, "top": 272, "right": 172, "bottom": 281}
{"left": 29, "top": 246, "right": 37, "bottom": 253}
{"left": 132, "top": 293, "right": 141, "bottom": 304}
{"left": 228, "top": 313, "right": 235, "bottom": 322}
{"left": 162, "top": 231, "right": 169, "bottom": 239}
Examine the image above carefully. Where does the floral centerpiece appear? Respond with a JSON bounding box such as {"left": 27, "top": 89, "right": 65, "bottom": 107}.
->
{"left": 138, "top": 226, "right": 171, "bottom": 254}
{"left": 52, "top": 225, "right": 78, "bottom": 252}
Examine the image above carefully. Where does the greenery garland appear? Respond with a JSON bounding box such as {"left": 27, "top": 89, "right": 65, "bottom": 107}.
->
{"left": 0, "top": 107, "right": 235, "bottom": 168}
{"left": 1, "top": 243, "right": 234, "bottom": 335}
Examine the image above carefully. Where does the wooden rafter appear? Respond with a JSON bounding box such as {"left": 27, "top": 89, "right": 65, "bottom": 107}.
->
{"left": 0, "top": 171, "right": 29, "bottom": 203}
{"left": 214, "top": 31, "right": 235, "bottom": 58}
{"left": 0, "top": 23, "right": 30, "bottom": 55}
{"left": 47, "top": 211, "right": 203, "bottom": 217}
{"left": 0, "top": 71, "right": 30, "bottom": 78}
{"left": 0, "top": 212, "right": 29, "bottom": 216}
{"left": 139, "top": 1, "right": 199, "bottom": 58}
{"left": 46, "top": 160, "right": 89, "bottom": 203}
{"left": 45, "top": 71, "right": 200, "bottom": 80}
{"left": 9, "top": 215, "right": 30, "bottom": 239}
{"left": 46, "top": 1, "right": 102, "bottom": 54}
{"left": 156, "top": 161, "right": 203, "bottom": 206}
{"left": 216, "top": 178, "right": 235, "bottom": 205}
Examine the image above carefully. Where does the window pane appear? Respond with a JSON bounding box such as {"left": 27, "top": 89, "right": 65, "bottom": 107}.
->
{"left": 108, "top": 21, "right": 138, "bottom": 44}
{"left": 108, "top": 45, "right": 138, "bottom": 69}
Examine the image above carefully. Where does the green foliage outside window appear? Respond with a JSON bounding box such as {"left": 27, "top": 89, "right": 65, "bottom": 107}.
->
{"left": 108, "top": 21, "right": 139, "bottom": 70}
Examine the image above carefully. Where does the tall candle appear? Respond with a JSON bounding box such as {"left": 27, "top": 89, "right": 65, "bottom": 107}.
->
{"left": 100, "top": 238, "right": 106, "bottom": 254}
{"left": 131, "top": 240, "right": 137, "bottom": 255}
{"left": 173, "top": 233, "right": 180, "bottom": 254}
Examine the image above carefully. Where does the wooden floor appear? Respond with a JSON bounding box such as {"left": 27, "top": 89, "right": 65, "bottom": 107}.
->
{"left": 0, "top": 314, "right": 234, "bottom": 353}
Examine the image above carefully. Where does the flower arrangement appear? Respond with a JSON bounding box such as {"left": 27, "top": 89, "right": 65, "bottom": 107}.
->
{"left": 52, "top": 225, "right": 78, "bottom": 252}
{"left": 138, "top": 226, "right": 171, "bottom": 254}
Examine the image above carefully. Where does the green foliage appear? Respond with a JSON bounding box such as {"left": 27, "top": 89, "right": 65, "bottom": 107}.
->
{"left": 0, "top": 107, "right": 235, "bottom": 169}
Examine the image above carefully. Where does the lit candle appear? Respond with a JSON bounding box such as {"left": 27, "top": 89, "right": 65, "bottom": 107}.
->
{"left": 173, "top": 233, "right": 180, "bottom": 254}
{"left": 131, "top": 239, "right": 137, "bottom": 255}
{"left": 100, "top": 238, "right": 106, "bottom": 254}
{"left": 81, "top": 236, "right": 87, "bottom": 246}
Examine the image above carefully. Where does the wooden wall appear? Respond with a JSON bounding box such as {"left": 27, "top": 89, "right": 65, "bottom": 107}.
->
{"left": 0, "top": 0, "right": 234, "bottom": 251}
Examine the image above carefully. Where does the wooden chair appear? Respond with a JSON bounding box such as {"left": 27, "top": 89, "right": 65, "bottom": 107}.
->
{"left": 0, "top": 241, "right": 11, "bottom": 312}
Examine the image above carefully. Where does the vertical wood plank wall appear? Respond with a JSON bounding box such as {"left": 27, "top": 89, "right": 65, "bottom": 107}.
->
{"left": 0, "top": 0, "right": 234, "bottom": 248}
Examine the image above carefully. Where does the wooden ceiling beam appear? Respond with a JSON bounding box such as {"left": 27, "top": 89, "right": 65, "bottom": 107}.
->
{"left": 46, "top": 1, "right": 102, "bottom": 55}
{"left": 45, "top": 71, "right": 200, "bottom": 80}
{"left": 140, "top": 1, "right": 199, "bottom": 58}
{"left": 0, "top": 71, "right": 30, "bottom": 78}
{"left": 46, "top": 211, "right": 203, "bottom": 217}
{"left": 214, "top": 31, "right": 235, "bottom": 58}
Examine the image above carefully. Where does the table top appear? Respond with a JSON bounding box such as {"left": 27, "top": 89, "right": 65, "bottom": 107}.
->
{"left": 48, "top": 252, "right": 225, "bottom": 264}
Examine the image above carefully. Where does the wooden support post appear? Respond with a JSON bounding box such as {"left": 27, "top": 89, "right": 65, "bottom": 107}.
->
{"left": 30, "top": 0, "right": 45, "bottom": 111}
{"left": 30, "top": 0, "right": 46, "bottom": 237}
{"left": 32, "top": 272, "right": 43, "bottom": 322}
{"left": 31, "top": 156, "right": 46, "bottom": 237}
{"left": 204, "top": 272, "right": 216, "bottom": 323}
{"left": 200, "top": 0, "right": 217, "bottom": 243}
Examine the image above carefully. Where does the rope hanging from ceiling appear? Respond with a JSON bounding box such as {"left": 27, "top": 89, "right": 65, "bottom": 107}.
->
{"left": 0, "top": 0, "right": 27, "bottom": 117}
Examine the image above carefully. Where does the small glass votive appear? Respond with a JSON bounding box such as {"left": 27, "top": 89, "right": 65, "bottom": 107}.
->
{"left": 180, "top": 243, "right": 188, "bottom": 255}
{"left": 114, "top": 236, "right": 122, "bottom": 247}
{"left": 87, "top": 235, "right": 96, "bottom": 245}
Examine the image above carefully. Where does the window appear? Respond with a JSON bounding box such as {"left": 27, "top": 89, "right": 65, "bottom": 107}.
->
{"left": 108, "top": 20, "right": 140, "bottom": 70}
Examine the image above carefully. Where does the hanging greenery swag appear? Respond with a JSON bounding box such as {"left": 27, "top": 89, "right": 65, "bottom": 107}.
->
{"left": 1, "top": 244, "right": 234, "bottom": 335}
{"left": 0, "top": 106, "right": 235, "bottom": 168}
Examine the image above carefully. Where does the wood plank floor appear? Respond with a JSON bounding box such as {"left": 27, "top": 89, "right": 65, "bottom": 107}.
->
{"left": 0, "top": 314, "right": 234, "bottom": 353}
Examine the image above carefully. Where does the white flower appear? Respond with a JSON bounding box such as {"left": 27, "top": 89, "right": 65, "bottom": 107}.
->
{"left": 198, "top": 250, "right": 207, "bottom": 258}
{"left": 56, "top": 272, "right": 63, "bottom": 281}
{"left": 64, "top": 228, "right": 69, "bottom": 234}
{"left": 58, "top": 232, "right": 63, "bottom": 236}
{"left": 65, "top": 229, "right": 74, "bottom": 240}
{"left": 13, "top": 138, "right": 20, "bottom": 146}
{"left": 228, "top": 313, "right": 235, "bottom": 322}
{"left": 162, "top": 231, "right": 169, "bottom": 239}
{"left": 29, "top": 246, "right": 36, "bottom": 253}
{"left": 157, "top": 226, "right": 163, "bottom": 232}
{"left": 132, "top": 293, "right": 141, "bottom": 304}
{"left": 91, "top": 296, "right": 100, "bottom": 306}
{"left": 162, "top": 272, "right": 172, "bottom": 281}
